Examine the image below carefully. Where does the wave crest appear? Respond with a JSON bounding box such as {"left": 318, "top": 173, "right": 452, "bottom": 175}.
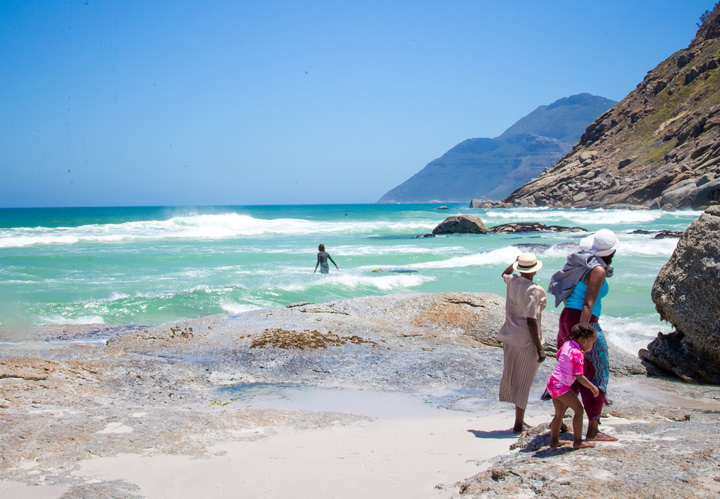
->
{"left": 0, "top": 213, "right": 436, "bottom": 248}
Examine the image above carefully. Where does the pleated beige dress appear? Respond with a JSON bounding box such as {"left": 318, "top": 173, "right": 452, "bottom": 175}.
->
{"left": 498, "top": 274, "right": 547, "bottom": 409}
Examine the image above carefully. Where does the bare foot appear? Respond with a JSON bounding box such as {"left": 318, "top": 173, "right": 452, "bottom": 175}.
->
{"left": 587, "top": 432, "right": 618, "bottom": 442}
{"left": 573, "top": 441, "right": 596, "bottom": 449}
{"left": 513, "top": 422, "right": 532, "bottom": 434}
{"left": 550, "top": 440, "right": 572, "bottom": 448}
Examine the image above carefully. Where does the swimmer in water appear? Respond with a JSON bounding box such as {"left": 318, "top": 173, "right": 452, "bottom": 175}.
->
{"left": 314, "top": 244, "right": 339, "bottom": 274}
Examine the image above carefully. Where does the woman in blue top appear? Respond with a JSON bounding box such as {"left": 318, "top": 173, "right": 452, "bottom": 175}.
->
{"left": 547, "top": 229, "right": 619, "bottom": 442}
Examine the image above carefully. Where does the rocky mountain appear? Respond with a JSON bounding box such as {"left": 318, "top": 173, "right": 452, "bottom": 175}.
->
{"left": 504, "top": 4, "right": 720, "bottom": 210}
{"left": 376, "top": 94, "right": 616, "bottom": 203}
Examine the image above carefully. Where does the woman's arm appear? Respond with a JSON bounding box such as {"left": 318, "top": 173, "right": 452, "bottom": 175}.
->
{"left": 501, "top": 256, "right": 519, "bottom": 277}
{"left": 575, "top": 374, "right": 599, "bottom": 397}
{"left": 527, "top": 317, "right": 546, "bottom": 363}
{"left": 328, "top": 254, "right": 339, "bottom": 269}
{"left": 314, "top": 254, "right": 320, "bottom": 273}
{"left": 579, "top": 266, "right": 606, "bottom": 323}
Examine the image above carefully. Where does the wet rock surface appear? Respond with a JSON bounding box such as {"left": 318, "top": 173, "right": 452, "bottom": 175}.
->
{"left": 486, "top": 223, "right": 586, "bottom": 234}
{"left": 629, "top": 229, "right": 684, "bottom": 239}
{"left": 1, "top": 292, "right": 718, "bottom": 498}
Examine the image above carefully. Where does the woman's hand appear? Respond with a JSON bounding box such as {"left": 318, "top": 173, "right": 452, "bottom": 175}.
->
{"left": 537, "top": 349, "right": 546, "bottom": 363}
{"left": 590, "top": 384, "right": 599, "bottom": 397}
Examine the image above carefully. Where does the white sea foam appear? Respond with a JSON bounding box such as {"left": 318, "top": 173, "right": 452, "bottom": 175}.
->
{"left": 482, "top": 208, "right": 663, "bottom": 226}
{"left": 601, "top": 315, "right": 673, "bottom": 355}
{"left": 39, "top": 314, "right": 106, "bottom": 325}
{"left": 220, "top": 302, "right": 262, "bottom": 315}
{"left": 409, "top": 247, "right": 522, "bottom": 269}
{"left": 276, "top": 272, "right": 432, "bottom": 292}
{"left": 331, "top": 244, "right": 465, "bottom": 257}
{"left": 107, "top": 292, "right": 131, "bottom": 302}
{"left": 616, "top": 235, "right": 679, "bottom": 257}
{"left": 0, "top": 213, "right": 437, "bottom": 248}
{"left": 333, "top": 273, "right": 431, "bottom": 291}
{"left": 663, "top": 209, "right": 703, "bottom": 218}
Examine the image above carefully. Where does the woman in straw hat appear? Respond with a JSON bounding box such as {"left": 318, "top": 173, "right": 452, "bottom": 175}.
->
{"left": 498, "top": 252, "right": 547, "bottom": 433}
{"left": 547, "top": 229, "right": 620, "bottom": 442}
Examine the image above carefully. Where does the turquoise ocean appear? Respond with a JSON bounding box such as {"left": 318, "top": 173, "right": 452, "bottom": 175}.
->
{"left": 0, "top": 204, "right": 702, "bottom": 354}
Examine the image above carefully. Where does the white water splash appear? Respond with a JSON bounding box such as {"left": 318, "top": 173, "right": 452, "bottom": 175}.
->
{"left": 409, "top": 247, "right": 522, "bottom": 269}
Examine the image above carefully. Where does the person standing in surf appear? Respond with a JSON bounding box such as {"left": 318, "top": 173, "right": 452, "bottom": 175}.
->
{"left": 314, "top": 244, "right": 339, "bottom": 274}
{"left": 498, "top": 253, "right": 547, "bottom": 434}
{"left": 547, "top": 229, "right": 619, "bottom": 442}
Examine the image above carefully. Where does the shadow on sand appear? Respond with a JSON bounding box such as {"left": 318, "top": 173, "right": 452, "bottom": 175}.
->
{"left": 467, "top": 429, "right": 519, "bottom": 439}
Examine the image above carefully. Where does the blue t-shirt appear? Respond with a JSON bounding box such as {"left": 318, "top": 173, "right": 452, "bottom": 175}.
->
{"left": 565, "top": 271, "right": 609, "bottom": 317}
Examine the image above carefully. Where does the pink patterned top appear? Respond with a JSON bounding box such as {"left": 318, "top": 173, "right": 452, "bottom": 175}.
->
{"left": 546, "top": 340, "right": 584, "bottom": 398}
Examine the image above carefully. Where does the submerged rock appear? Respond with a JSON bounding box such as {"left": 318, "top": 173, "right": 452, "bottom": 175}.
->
{"left": 486, "top": 222, "right": 586, "bottom": 233}
{"left": 630, "top": 229, "right": 684, "bottom": 239}
{"left": 653, "top": 230, "right": 684, "bottom": 239}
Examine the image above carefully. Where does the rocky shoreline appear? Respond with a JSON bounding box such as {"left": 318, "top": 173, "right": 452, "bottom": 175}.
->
{"left": 2, "top": 292, "right": 720, "bottom": 498}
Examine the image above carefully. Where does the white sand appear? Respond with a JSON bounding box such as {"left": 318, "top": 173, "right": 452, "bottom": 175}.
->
{"left": 3, "top": 388, "right": 549, "bottom": 498}
{"left": 74, "top": 409, "right": 538, "bottom": 498}
{"left": 0, "top": 482, "right": 69, "bottom": 499}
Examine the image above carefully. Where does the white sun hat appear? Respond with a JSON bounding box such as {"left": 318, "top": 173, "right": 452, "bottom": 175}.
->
{"left": 580, "top": 229, "right": 619, "bottom": 257}
{"left": 512, "top": 252, "right": 543, "bottom": 273}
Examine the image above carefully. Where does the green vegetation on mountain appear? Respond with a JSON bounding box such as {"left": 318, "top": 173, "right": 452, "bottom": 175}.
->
{"left": 504, "top": 3, "right": 720, "bottom": 210}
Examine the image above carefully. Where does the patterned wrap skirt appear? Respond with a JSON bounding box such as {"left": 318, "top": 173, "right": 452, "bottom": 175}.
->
{"left": 557, "top": 307, "right": 610, "bottom": 420}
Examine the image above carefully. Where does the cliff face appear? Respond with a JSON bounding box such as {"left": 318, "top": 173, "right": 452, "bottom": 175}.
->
{"left": 504, "top": 5, "right": 720, "bottom": 210}
{"left": 377, "top": 94, "right": 615, "bottom": 203}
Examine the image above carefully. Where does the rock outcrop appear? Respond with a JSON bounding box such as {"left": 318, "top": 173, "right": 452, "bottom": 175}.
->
{"left": 432, "top": 215, "right": 487, "bottom": 234}
{"left": 640, "top": 206, "right": 720, "bottom": 383}
{"left": 469, "top": 199, "right": 483, "bottom": 208}
{"left": 470, "top": 199, "right": 512, "bottom": 209}
{"left": 504, "top": 4, "right": 720, "bottom": 210}
{"left": 430, "top": 217, "right": 587, "bottom": 236}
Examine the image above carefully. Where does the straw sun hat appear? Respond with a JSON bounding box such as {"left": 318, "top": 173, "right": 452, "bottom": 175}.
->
{"left": 512, "top": 253, "right": 543, "bottom": 274}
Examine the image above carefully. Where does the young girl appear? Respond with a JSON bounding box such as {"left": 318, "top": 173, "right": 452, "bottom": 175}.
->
{"left": 547, "top": 323, "right": 599, "bottom": 449}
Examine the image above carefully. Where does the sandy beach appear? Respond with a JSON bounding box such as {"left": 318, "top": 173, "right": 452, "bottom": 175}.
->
{"left": 2, "top": 292, "right": 720, "bottom": 498}
{"left": 71, "top": 405, "right": 542, "bottom": 499}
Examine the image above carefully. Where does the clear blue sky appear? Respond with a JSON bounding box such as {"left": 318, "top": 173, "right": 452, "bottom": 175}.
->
{"left": 1, "top": 0, "right": 716, "bottom": 208}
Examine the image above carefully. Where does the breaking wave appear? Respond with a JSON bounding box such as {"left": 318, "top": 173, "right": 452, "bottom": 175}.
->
{"left": 0, "top": 213, "right": 437, "bottom": 248}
